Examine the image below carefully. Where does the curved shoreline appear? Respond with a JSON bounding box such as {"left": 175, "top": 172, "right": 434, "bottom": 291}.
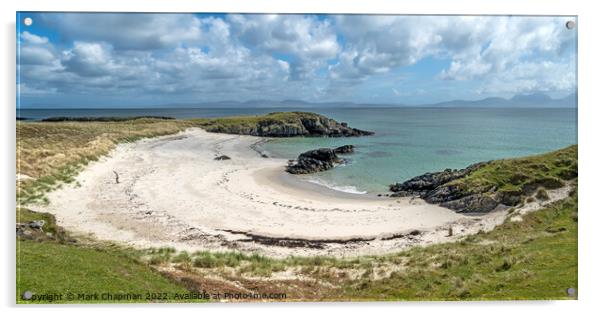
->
{"left": 31, "top": 128, "right": 571, "bottom": 257}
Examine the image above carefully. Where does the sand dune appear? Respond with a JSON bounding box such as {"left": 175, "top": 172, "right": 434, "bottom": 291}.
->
{"left": 33, "top": 128, "right": 569, "bottom": 257}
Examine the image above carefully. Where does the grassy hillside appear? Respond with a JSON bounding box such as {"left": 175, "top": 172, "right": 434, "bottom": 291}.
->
{"left": 17, "top": 240, "right": 191, "bottom": 303}
{"left": 452, "top": 145, "right": 577, "bottom": 197}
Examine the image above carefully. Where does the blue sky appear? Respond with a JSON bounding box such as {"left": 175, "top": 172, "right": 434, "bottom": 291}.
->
{"left": 17, "top": 13, "right": 577, "bottom": 107}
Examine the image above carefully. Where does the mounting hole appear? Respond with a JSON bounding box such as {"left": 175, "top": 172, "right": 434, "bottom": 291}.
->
{"left": 567, "top": 287, "right": 576, "bottom": 297}
{"left": 565, "top": 20, "right": 575, "bottom": 30}
{"left": 23, "top": 17, "right": 33, "bottom": 26}
{"left": 22, "top": 290, "right": 32, "bottom": 300}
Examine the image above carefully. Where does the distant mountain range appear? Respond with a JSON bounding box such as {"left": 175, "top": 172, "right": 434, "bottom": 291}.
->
{"left": 425, "top": 92, "right": 577, "bottom": 108}
{"left": 163, "top": 92, "right": 576, "bottom": 109}
{"left": 22, "top": 92, "right": 576, "bottom": 109}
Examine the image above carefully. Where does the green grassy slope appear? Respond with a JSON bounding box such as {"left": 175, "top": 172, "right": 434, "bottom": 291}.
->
{"left": 339, "top": 192, "right": 578, "bottom": 300}
{"left": 452, "top": 145, "right": 577, "bottom": 198}
{"left": 17, "top": 240, "right": 191, "bottom": 303}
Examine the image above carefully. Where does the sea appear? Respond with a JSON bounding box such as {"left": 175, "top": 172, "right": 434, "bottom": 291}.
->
{"left": 18, "top": 107, "right": 577, "bottom": 194}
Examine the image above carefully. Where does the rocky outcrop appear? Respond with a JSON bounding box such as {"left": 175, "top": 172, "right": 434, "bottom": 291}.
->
{"left": 389, "top": 162, "right": 486, "bottom": 197}
{"left": 286, "top": 148, "right": 341, "bottom": 174}
{"left": 214, "top": 155, "right": 231, "bottom": 161}
{"left": 203, "top": 112, "right": 374, "bottom": 137}
{"left": 389, "top": 145, "right": 577, "bottom": 213}
{"left": 334, "top": 144, "right": 355, "bottom": 154}
{"left": 286, "top": 145, "right": 355, "bottom": 174}
{"left": 389, "top": 162, "right": 517, "bottom": 213}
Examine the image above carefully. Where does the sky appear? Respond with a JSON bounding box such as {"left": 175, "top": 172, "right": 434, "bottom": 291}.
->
{"left": 17, "top": 13, "right": 577, "bottom": 107}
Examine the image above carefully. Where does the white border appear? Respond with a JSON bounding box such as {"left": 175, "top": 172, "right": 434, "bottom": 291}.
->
{"left": 2, "top": 1, "right": 601, "bottom": 315}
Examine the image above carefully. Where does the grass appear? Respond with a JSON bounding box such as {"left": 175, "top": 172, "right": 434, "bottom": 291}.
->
{"left": 338, "top": 192, "right": 578, "bottom": 300}
{"left": 449, "top": 145, "right": 577, "bottom": 201}
{"left": 17, "top": 207, "right": 61, "bottom": 236}
{"left": 16, "top": 240, "right": 192, "bottom": 303}
{"left": 187, "top": 111, "right": 326, "bottom": 135}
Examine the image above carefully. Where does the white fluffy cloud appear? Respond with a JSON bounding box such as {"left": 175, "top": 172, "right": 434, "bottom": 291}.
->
{"left": 18, "top": 14, "right": 576, "bottom": 105}
{"left": 37, "top": 13, "right": 204, "bottom": 50}
{"left": 228, "top": 14, "right": 339, "bottom": 80}
{"left": 437, "top": 17, "right": 575, "bottom": 94}
{"left": 330, "top": 16, "right": 575, "bottom": 95}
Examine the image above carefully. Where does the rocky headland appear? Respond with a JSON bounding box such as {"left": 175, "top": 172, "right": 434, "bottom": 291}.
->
{"left": 389, "top": 145, "right": 577, "bottom": 213}
{"left": 197, "top": 112, "right": 374, "bottom": 137}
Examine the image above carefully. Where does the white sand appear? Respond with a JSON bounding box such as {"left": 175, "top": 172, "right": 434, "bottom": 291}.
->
{"left": 31, "top": 128, "right": 571, "bottom": 257}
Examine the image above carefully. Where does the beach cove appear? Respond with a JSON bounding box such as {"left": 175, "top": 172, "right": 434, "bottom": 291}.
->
{"left": 31, "top": 128, "right": 572, "bottom": 257}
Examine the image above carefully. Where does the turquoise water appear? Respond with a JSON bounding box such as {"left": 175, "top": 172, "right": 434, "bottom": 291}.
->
{"left": 261, "top": 108, "right": 577, "bottom": 193}
{"left": 19, "top": 107, "right": 577, "bottom": 194}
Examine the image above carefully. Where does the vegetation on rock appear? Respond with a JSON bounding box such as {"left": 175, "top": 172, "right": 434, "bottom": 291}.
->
{"left": 191, "top": 112, "right": 374, "bottom": 137}
{"left": 390, "top": 145, "right": 577, "bottom": 213}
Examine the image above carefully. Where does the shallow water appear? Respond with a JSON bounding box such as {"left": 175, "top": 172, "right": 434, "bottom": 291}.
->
{"left": 261, "top": 107, "right": 577, "bottom": 193}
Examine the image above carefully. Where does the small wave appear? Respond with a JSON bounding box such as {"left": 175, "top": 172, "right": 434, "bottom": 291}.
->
{"left": 305, "top": 178, "right": 367, "bottom": 195}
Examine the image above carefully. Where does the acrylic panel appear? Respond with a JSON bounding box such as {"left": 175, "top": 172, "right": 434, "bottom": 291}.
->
{"left": 16, "top": 12, "right": 578, "bottom": 303}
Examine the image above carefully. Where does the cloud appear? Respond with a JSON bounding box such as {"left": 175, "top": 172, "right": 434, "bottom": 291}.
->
{"left": 21, "top": 31, "right": 48, "bottom": 44}
{"left": 17, "top": 13, "right": 577, "bottom": 105}
{"left": 228, "top": 14, "right": 339, "bottom": 80}
{"left": 62, "top": 42, "right": 117, "bottom": 77}
{"left": 327, "top": 15, "right": 576, "bottom": 96}
{"left": 437, "top": 17, "right": 576, "bottom": 94}
{"left": 37, "top": 13, "right": 204, "bottom": 50}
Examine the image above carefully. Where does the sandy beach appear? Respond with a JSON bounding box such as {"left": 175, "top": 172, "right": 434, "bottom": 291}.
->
{"left": 32, "top": 128, "right": 571, "bottom": 257}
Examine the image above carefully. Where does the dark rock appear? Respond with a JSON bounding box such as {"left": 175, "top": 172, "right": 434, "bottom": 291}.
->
{"left": 495, "top": 190, "right": 523, "bottom": 206}
{"left": 522, "top": 177, "right": 564, "bottom": 194}
{"left": 286, "top": 144, "right": 361, "bottom": 174}
{"left": 28, "top": 220, "right": 45, "bottom": 230}
{"left": 286, "top": 148, "right": 341, "bottom": 174}
{"left": 389, "top": 162, "right": 487, "bottom": 196}
{"left": 214, "top": 155, "right": 231, "bottom": 161}
{"left": 440, "top": 194, "right": 499, "bottom": 213}
{"left": 389, "top": 161, "right": 506, "bottom": 213}
{"left": 334, "top": 145, "right": 355, "bottom": 154}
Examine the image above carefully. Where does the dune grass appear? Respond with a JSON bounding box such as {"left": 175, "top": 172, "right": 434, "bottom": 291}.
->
{"left": 16, "top": 118, "right": 196, "bottom": 204}
{"left": 450, "top": 145, "right": 577, "bottom": 198}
